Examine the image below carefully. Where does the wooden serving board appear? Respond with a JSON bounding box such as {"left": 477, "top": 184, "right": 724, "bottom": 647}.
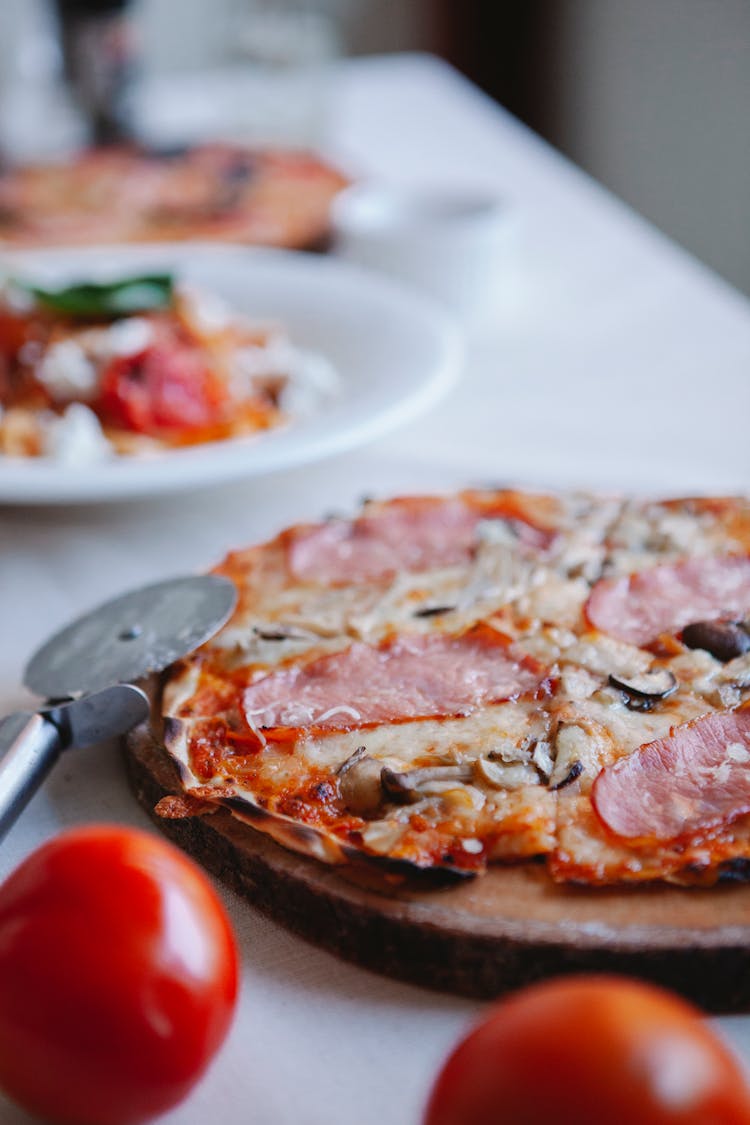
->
{"left": 125, "top": 724, "right": 750, "bottom": 1014}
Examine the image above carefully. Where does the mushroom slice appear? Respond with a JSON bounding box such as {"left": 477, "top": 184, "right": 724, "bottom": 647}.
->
{"left": 474, "top": 758, "right": 539, "bottom": 790}
{"left": 487, "top": 742, "right": 532, "bottom": 765}
{"left": 548, "top": 721, "right": 608, "bottom": 790}
{"left": 682, "top": 620, "right": 750, "bottom": 664}
{"left": 551, "top": 760, "right": 583, "bottom": 791}
{"left": 337, "top": 747, "right": 384, "bottom": 817}
{"left": 531, "top": 740, "right": 554, "bottom": 780}
{"left": 607, "top": 668, "right": 677, "bottom": 711}
{"left": 413, "top": 604, "right": 457, "bottom": 618}
{"left": 720, "top": 651, "right": 750, "bottom": 692}
{"left": 381, "top": 763, "right": 474, "bottom": 804}
{"left": 253, "top": 623, "right": 316, "bottom": 642}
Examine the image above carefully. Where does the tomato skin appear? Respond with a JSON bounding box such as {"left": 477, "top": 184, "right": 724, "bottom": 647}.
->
{"left": 97, "top": 339, "right": 225, "bottom": 435}
{"left": 0, "top": 307, "right": 32, "bottom": 361}
{"left": 424, "top": 975, "right": 750, "bottom": 1125}
{"left": 0, "top": 825, "right": 238, "bottom": 1125}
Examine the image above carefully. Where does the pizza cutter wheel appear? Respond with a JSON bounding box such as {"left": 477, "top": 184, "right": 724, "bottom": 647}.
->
{"left": 0, "top": 575, "right": 236, "bottom": 841}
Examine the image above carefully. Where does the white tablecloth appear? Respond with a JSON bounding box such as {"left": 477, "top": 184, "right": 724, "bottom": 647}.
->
{"left": 2, "top": 54, "right": 750, "bottom": 1124}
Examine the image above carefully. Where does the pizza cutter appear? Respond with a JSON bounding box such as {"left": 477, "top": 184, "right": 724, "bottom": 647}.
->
{"left": 0, "top": 575, "right": 237, "bottom": 842}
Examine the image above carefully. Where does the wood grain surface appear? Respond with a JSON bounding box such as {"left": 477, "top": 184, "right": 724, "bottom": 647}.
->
{"left": 124, "top": 723, "right": 750, "bottom": 1013}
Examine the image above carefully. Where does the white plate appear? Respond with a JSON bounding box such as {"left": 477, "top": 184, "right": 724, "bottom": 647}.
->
{"left": 0, "top": 244, "right": 461, "bottom": 503}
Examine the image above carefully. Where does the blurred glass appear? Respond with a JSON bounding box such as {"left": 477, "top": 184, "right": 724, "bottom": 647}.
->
{"left": 0, "top": 0, "right": 84, "bottom": 160}
{"left": 131, "top": 0, "right": 348, "bottom": 151}
{"left": 0, "top": 0, "right": 351, "bottom": 161}
{"left": 0, "top": 0, "right": 139, "bottom": 160}
{"left": 228, "top": 0, "right": 342, "bottom": 146}
{"left": 52, "top": 0, "right": 138, "bottom": 145}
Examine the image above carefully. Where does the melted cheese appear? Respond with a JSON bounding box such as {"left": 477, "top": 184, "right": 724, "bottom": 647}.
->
{"left": 162, "top": 489, "right": 750, "bottom": 884}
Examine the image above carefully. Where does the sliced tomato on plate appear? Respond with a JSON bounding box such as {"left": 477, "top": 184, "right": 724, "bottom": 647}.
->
{"left": 0, "top": 307, "right": 32, "bottom": 362}
{"left": 97, "top": 336, "right": 227, "bottom": 437}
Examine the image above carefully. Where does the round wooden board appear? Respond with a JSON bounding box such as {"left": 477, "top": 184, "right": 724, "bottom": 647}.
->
{"left": 124, "top": 724, "right": 750, "bottom": 1013}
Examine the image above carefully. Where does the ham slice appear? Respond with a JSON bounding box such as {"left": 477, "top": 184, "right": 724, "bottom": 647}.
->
{"left": 592, "top": 709, "right": 750, "bottom": 843}
{"left": 242, "top": 625, "right": 546, "bottom": 735}
{"left": 585, "top": 554, "right": 750, "bottom": 646}
{"left": 288, "top": 496, "right": 552, "bottom": 586}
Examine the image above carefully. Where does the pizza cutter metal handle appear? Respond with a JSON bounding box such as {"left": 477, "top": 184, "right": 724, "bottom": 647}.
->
{"left": 0, "top": 712, "right": 61, "bottom": 841}
{"left": 0, "top": 573, "right": 237, "bottom": 843}
{"left": 0, "top": 685, "right": 150, "bottom": 842}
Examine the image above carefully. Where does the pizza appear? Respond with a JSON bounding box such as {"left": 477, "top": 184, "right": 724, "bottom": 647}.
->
{"left": 157, "top": 488, "right": 750, "bottom": 889}
{"left": 0, "top": 272, "right": 336, "bottom": 460}
{"left": 0, "top": 144, "right": 347, "bottom": 249}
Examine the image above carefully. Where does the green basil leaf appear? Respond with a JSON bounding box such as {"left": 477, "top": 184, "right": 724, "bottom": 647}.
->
{"left": 25, "top": 273, "right": 174, "bottom": 318}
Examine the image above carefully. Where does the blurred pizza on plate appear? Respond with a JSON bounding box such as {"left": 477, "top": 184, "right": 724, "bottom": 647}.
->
{"left": 0, "top": 144, "right": 348, "bottom": 250}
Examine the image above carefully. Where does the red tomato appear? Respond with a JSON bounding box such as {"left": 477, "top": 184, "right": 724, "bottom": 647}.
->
{"left": 0, "top": 825, "right": 238, "bottom": 1125}
{"left": 97, "top": 339, "right": 225, "bottom": 435}
{"left": 0, "top": 307, "right": 31, "bottom": 360}
{"left": 424, "top": 975, "right": 750, "bottom": 1125}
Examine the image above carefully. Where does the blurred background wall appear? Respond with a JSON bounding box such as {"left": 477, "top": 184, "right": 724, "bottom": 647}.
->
{"left": 1, "top": 0, "right": 748, "bottom": 295}
{"left": 437, "top": 0, "right": 750, "bottom": 297}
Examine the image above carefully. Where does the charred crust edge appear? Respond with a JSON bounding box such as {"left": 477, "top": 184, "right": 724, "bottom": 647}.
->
{"left": 122, "top": 718, "right": 750, "bottom": 1013}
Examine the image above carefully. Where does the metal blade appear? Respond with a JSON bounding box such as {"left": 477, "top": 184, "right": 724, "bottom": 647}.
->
{"left": 24, "top": 575, "right": 236, "bottom": 699}
{"left": 0, "top": 686, "right": 150, "bottom": 842}
{"left": 47, "top": 683, "right": 151, "bottom": 749}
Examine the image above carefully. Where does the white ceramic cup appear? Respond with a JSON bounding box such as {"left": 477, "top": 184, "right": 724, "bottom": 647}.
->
{"left": 331, "top": 184, "right": 517, "bottom": 320}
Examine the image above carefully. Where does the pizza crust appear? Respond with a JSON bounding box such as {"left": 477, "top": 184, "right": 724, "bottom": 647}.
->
{"left": 124, "top": 711, "right": 750, "bottom": 1012}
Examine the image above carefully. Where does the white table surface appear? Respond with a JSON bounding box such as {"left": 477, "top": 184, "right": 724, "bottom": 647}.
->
{"left": 2, "top": 52, "right": 750, "bottom": 1124}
